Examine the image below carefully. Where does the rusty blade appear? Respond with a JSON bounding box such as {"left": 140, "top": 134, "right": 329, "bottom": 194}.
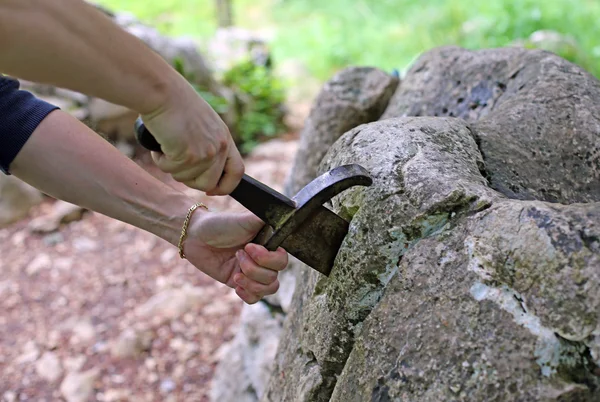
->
{"left": 280, "top": 205, "right": 350, "bottom": 276}
{"left": 264, "top": 164, "right": 372, "bottom": 248}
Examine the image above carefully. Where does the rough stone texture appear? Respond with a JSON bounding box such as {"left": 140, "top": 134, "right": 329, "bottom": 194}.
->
{"left": 262, "top": 117, "right": 497, "bottom": 401}
{"left": 331, "top": 200, "right": 600, "bottom": 402}
{"left": 210, "top": 301, "right": 286, "bottom": 402}
{"left": 60, "top": 368, "right": 101, "bottom": 402}
{"left": 284, "top": 66, "right": 399, "bottom": 196}
{"left": 0, "top": 174, "right": 43, "bottom": 228}
{"left": 261, "top": 113, "right": 600, "bottom": 401}
{"left": 381, "top": 46, "right": 600, "bottom": 204}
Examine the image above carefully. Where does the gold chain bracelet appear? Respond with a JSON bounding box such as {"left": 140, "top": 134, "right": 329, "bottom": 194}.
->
{"left": 178, "top": 202, "right": 208, "bottom": 259}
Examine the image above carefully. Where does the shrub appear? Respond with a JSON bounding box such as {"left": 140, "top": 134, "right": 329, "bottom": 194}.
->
{"left": 222, "top": 59, "right": 287, "bottom": 154}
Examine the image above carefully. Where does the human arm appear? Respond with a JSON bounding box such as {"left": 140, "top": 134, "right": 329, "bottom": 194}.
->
{"left": 9, "top": 108, "right": 287, "bottom": 304}
{"left": 0, "top": 0, "right": 243, "bottom": 194}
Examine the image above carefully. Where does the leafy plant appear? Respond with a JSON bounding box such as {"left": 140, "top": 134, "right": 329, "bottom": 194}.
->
{"left": 222, "top": 59, "right": 287, "bottom": 154}
{"left": 171, "top": 57, "right": 229, "bottom": 114}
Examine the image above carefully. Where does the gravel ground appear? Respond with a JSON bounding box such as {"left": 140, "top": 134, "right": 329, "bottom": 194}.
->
{"left": 0, "top": 136, "right": 298, "bottom": 402}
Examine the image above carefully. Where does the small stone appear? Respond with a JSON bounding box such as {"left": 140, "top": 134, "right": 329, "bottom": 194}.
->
{"left": 146, "top": 373, "right": 158, "bottom": 384}
{"left": 11, "top": 230, "right": 26, "bottom": 246}
{"left": 28, "top": 200, "right": 85, "bottom": 233}
{"left": 43, "top": 232, "right": 64, "bottom": 246}
{"left": 35, "top": 351, "right": 63, "bottom": 382}
{"left": 110, "top": 328, "right": 152, "bottom": 358}
{"left": 102, "top": 389, "right": 131, "bottom": 402}
{"left": 16, "top": 341, "right": 40, "bottom": 364}
{"left": 46, "top": 330, "right": 61, "bottom": 350}
{"left": 54, "top": 257, "right": 73, "bottom": 270}
{"left": 110, "top": 374, "right": 126, "bottom": 384}
{"left": 64, "top": 356, "right": 87, "bottom": 372}
{"left": 160, "top": 248, "right": 177, "bottom": 264}
{"left": 159, "top": 378, "right": 176, "bottom": 394}
{"left": 71, "top": 319, "right": 96, "bottom": 345}
{"left": 169, "top": 338, "right": 199, "bottom": 362}
{"left": 172, "top": 365, "right": 185, "bottom": 380}
{"left": 144, "top": 357, "right": 156, "bottom": 370}
{"left": 26, "top": 253, "right": 51, "bottom": 276}
{"left": 134, "top": 285, "right": 207, "bottom": 323}
{"left": 73, "top": 237, "right": 98, "bottom": 252}
{"left": 450, "top": 384, "right": 462, "bottom": 394}
{"left": 60, "top": 368, "right": 100, "bottom": 402}
{"left": 92, "top": 341, "right": 108, "bottom": 354}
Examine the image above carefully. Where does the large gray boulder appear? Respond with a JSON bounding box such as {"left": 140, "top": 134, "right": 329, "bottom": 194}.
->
{"left": 258, "top": 46, "right": 600, "bottom": 401}
{"left": 213, "top": 46, "right": 600, "bottom": 402}
{"left": 382, "top": 46, "right": 600, "bottom": 204}
{"left": 263, "top": 115, "right": 600, "bottom": 401}
{"left": 284, "top": 66, "right": 399, "bottom": 195}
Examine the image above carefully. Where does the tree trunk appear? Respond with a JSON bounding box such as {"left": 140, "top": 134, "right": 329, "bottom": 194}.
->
{"left": 216, "top": 0, "right": 233, "bottom": 27}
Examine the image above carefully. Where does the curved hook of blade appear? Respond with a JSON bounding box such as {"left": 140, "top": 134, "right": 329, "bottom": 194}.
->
{"left": 262, "top": 164, "right": 373, "bottom": 250}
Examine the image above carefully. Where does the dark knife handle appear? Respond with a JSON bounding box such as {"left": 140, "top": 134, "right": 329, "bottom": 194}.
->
{"left": 134, "top": 118, "right": 163, "bottom": 152}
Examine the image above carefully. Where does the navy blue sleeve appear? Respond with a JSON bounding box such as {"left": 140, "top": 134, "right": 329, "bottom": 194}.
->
{"left": 0, "top": 76, "right": 60, "bottom": 174}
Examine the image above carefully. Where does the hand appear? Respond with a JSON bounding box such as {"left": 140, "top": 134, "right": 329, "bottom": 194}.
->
{"left": 182, "top": 208, "right": 288, "bottom": 304}
{"left": 141, "top": 79, "right": 244, "bottom": 195}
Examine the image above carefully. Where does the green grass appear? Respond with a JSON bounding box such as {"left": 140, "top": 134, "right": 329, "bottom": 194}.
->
{"left": 97, "top": 0, "right": 600, "bottom": 81}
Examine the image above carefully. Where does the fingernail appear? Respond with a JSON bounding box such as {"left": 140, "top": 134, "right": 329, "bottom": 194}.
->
{"left": 245, "top": 243, "right": 258, "bottom": 257}
{"left": 236, "top": 250, "right": 243, "bottom": 260}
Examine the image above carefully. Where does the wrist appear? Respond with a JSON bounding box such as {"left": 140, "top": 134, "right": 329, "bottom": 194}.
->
{"left": 154, "top": 192, "right": 208, "bottom": 247}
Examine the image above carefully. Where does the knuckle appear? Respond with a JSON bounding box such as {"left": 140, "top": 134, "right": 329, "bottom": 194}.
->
{"left": 231, "top": 161, "right": 244, "bottom": 176}
{"left": 266, "top": 270, "right": 278, "bottom": 283}
{"left": 252, "top": 252, "right": 268, "bottom": 267}
{"left": 201, "top": 144, "right": 218, "bottom": 161}
{"left": 241, "top": 261, "right": 257, "bottom": 277}
{"left": 218, "top": 137, "right": 229, "bottom": 153}
{"left": 269, "top": 280, "right": 280, "bottom": 295}
{"left": 248, "top": 282, "right": 264, "bottom": 295}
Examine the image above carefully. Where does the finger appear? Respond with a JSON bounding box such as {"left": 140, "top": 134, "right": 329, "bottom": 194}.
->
{"left": 244, "top": 244, "right": 288, "bottom": 271}
{"left": 206, "top": 145, "right": 244, "bottom": 196}
{"left": 171, "top": 166, "right": 207, "bottom": 183}
{"left": 152, "top": 151, "right": 190, "bottom": 174}
{"left": 235, "top": 286, "right": 261, "bottom": 304}
{"left": 234, "top": 272, "right": 280, "bottom": 297}
{"left": 183, "top": 154, "right": 227, "bottom": 192}
{"left": 237, "top": 249, "right": 278, "bottom": 285}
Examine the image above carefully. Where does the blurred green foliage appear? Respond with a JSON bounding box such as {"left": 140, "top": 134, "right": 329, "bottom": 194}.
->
{"left": 97, "top": 0, "right": 600, "bottom": 81}
{"left": 98, "top": 0, "right": 600, "bottom": 152}
{"left": 222, "top": 60, "right": 286, "bottom": 154}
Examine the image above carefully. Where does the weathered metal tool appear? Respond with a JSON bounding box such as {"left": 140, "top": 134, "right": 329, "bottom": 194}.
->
{"left": 134, "top": 118, "right": 372, "bottom": 276}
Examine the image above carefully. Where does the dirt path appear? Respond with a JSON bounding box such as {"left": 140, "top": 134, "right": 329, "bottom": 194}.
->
{"left": 0, "top": 136, "right": 298, "bottom": 402}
